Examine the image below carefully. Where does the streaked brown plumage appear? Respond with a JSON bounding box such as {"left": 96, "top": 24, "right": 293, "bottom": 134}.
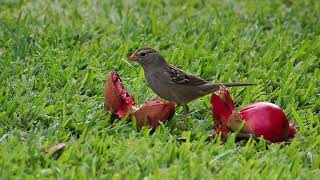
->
{"left": 129, "top": 47, "right": 254, "bottom": 116}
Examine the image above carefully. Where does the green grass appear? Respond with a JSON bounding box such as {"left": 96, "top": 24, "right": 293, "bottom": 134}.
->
{"left": 0, "top": 0, "right": 319, "bottom": 179}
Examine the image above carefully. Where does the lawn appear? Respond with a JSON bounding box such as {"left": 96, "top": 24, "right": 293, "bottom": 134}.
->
{"left": 0, "top": 0, "right": 319, "bottom": 179}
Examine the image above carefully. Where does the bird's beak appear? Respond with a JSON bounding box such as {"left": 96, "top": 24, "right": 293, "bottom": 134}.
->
{"left": 129, "top": 54, "right": 138, "bottom": 61}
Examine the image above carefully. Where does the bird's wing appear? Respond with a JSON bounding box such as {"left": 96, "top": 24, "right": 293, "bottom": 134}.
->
{"left": 166, "top": 64, "right": 209, "bottom": 85}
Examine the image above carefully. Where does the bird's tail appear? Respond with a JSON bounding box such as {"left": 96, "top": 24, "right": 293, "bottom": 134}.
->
{"left": 221, "top": 82, "right": 256, "bottom": 87}
{"left": 209, "top": 82, "right": 255, "bottom": 92}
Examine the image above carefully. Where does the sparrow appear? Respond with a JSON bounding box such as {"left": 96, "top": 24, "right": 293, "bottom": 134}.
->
{"left": 128, "top": 47, "right": 254, "bottom": 118}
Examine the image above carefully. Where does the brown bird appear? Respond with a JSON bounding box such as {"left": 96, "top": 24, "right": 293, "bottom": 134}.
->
{"left": 129, "top": 47, "right": 254, "bottom": 118}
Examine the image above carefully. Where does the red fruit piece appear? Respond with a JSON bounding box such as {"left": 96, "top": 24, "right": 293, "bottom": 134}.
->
{"left": 211, "top": 85, "right": 296, "bottom": 143}
{"left": 104, "top": 70, "right": 136, "bottom": 117}
{"left": 211, "top": 85, "right": 235, "bottom": 138}
{"left": 289, "top": 123, "right": 296, "bottom": 138}
{"left": 104, "top": 70, "right": 176, "bottom": 129}
{"left": 132, "top": 99, "right": 176, "bottom": 129}
{"left": 239, "top": 102, "right": 289, "bottom": 142}
{"left": 46, "top": 143, "right": 66, "bottom": 160}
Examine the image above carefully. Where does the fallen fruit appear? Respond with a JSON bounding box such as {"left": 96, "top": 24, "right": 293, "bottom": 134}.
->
{"left": 132, "top": 99, "right": 175, "bottom": 129}
{"left": 45, "top": 143, "right": 66, "bottom": 160}
{"left": 104, "top": 70, "right": 136, "bottom": 118}
{"left": 211, "top": 87, "right": 234, "bottom": 139}
{"left": 211, "top": 85, "right": 296, "bottom": 143}
{"left": 104, "top": 70, "right": 176, "bottom": 129}
{"left": 238, "top": 102, "right": 290, "bottom": 142}
{"left": 289, "top": 123, "right": 296, "bottom": 138}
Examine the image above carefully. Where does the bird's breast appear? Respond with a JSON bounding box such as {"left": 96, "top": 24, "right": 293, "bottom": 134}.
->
{"left": 145, "top": 72, "right": 163, "bottom": 89}
{"left": 144, "top": 70, "right": 174, "bottom": 101}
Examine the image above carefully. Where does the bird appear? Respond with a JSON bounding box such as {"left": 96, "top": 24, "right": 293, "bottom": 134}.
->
{"left": 128, "top": 47, "right": 254, "bottom": 118}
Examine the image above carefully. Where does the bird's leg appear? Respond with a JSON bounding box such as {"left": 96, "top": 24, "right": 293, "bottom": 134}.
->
{"left": 182, "top": 105, "right": 189, "bottom": 121}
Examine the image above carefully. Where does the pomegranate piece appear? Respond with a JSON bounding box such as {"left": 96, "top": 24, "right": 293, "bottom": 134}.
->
{"left": 104, "top": 70, "right": 176, "bottom": 129}
{"left": 239, "top": 102, "right": 289, "bottom": 142}
{"left": 132, "top": 99, "right": 176, "bottom": 129}
{"left": 288, "top": 123, "right": 296, "bottom": 138}
{"left": 104, "top": 70, "right": 136, "bottom": 117}
{"left": 211, "top": 85, "right": 296, "bottom": 143}
{"left": 45, "top": 143, "right": 66, "bottom": 160}
{"left": 211, "top": 86, "right": 235, "bottom": 139}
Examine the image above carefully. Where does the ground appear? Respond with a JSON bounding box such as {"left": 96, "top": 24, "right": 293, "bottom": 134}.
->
{"left": 0, "top": 0, "right": 319, "bottom": 179}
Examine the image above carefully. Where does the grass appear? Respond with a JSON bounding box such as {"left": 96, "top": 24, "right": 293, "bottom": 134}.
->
{"left": 0, "top": 0, "right": 319, "bottom": 179}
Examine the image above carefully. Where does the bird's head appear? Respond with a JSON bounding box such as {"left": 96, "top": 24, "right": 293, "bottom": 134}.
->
{"left": 128, "top": 47, "right": 166, "bottom": 68}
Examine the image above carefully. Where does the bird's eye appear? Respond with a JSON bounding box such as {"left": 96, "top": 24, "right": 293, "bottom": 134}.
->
{"left": 140, "top": 52, "right": 148, "bottom": 57}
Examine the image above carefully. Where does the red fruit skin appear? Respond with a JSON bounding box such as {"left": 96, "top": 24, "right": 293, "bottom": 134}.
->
{"left": 289, "top": 123, "right": 296, "bottom": 138}
{"left": 46, "top": 143, "right": 66, "bottom": 160}
{"left": 104, "top": 71, "right": 176, "bottom": 129}
{"left": 46, "top": 143, "right": 66, "bottom": 154}
{"left": 239, "top": 102, "right": 289, "bottom": 142}
{"left": 104, "top": 70, "right": 136, "bottom": 117}
{"left": 132, "top": 99, "right": 176, "bottom": 129}
{"left": 211, "top": 85, "right": 235, "bottom": 138}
